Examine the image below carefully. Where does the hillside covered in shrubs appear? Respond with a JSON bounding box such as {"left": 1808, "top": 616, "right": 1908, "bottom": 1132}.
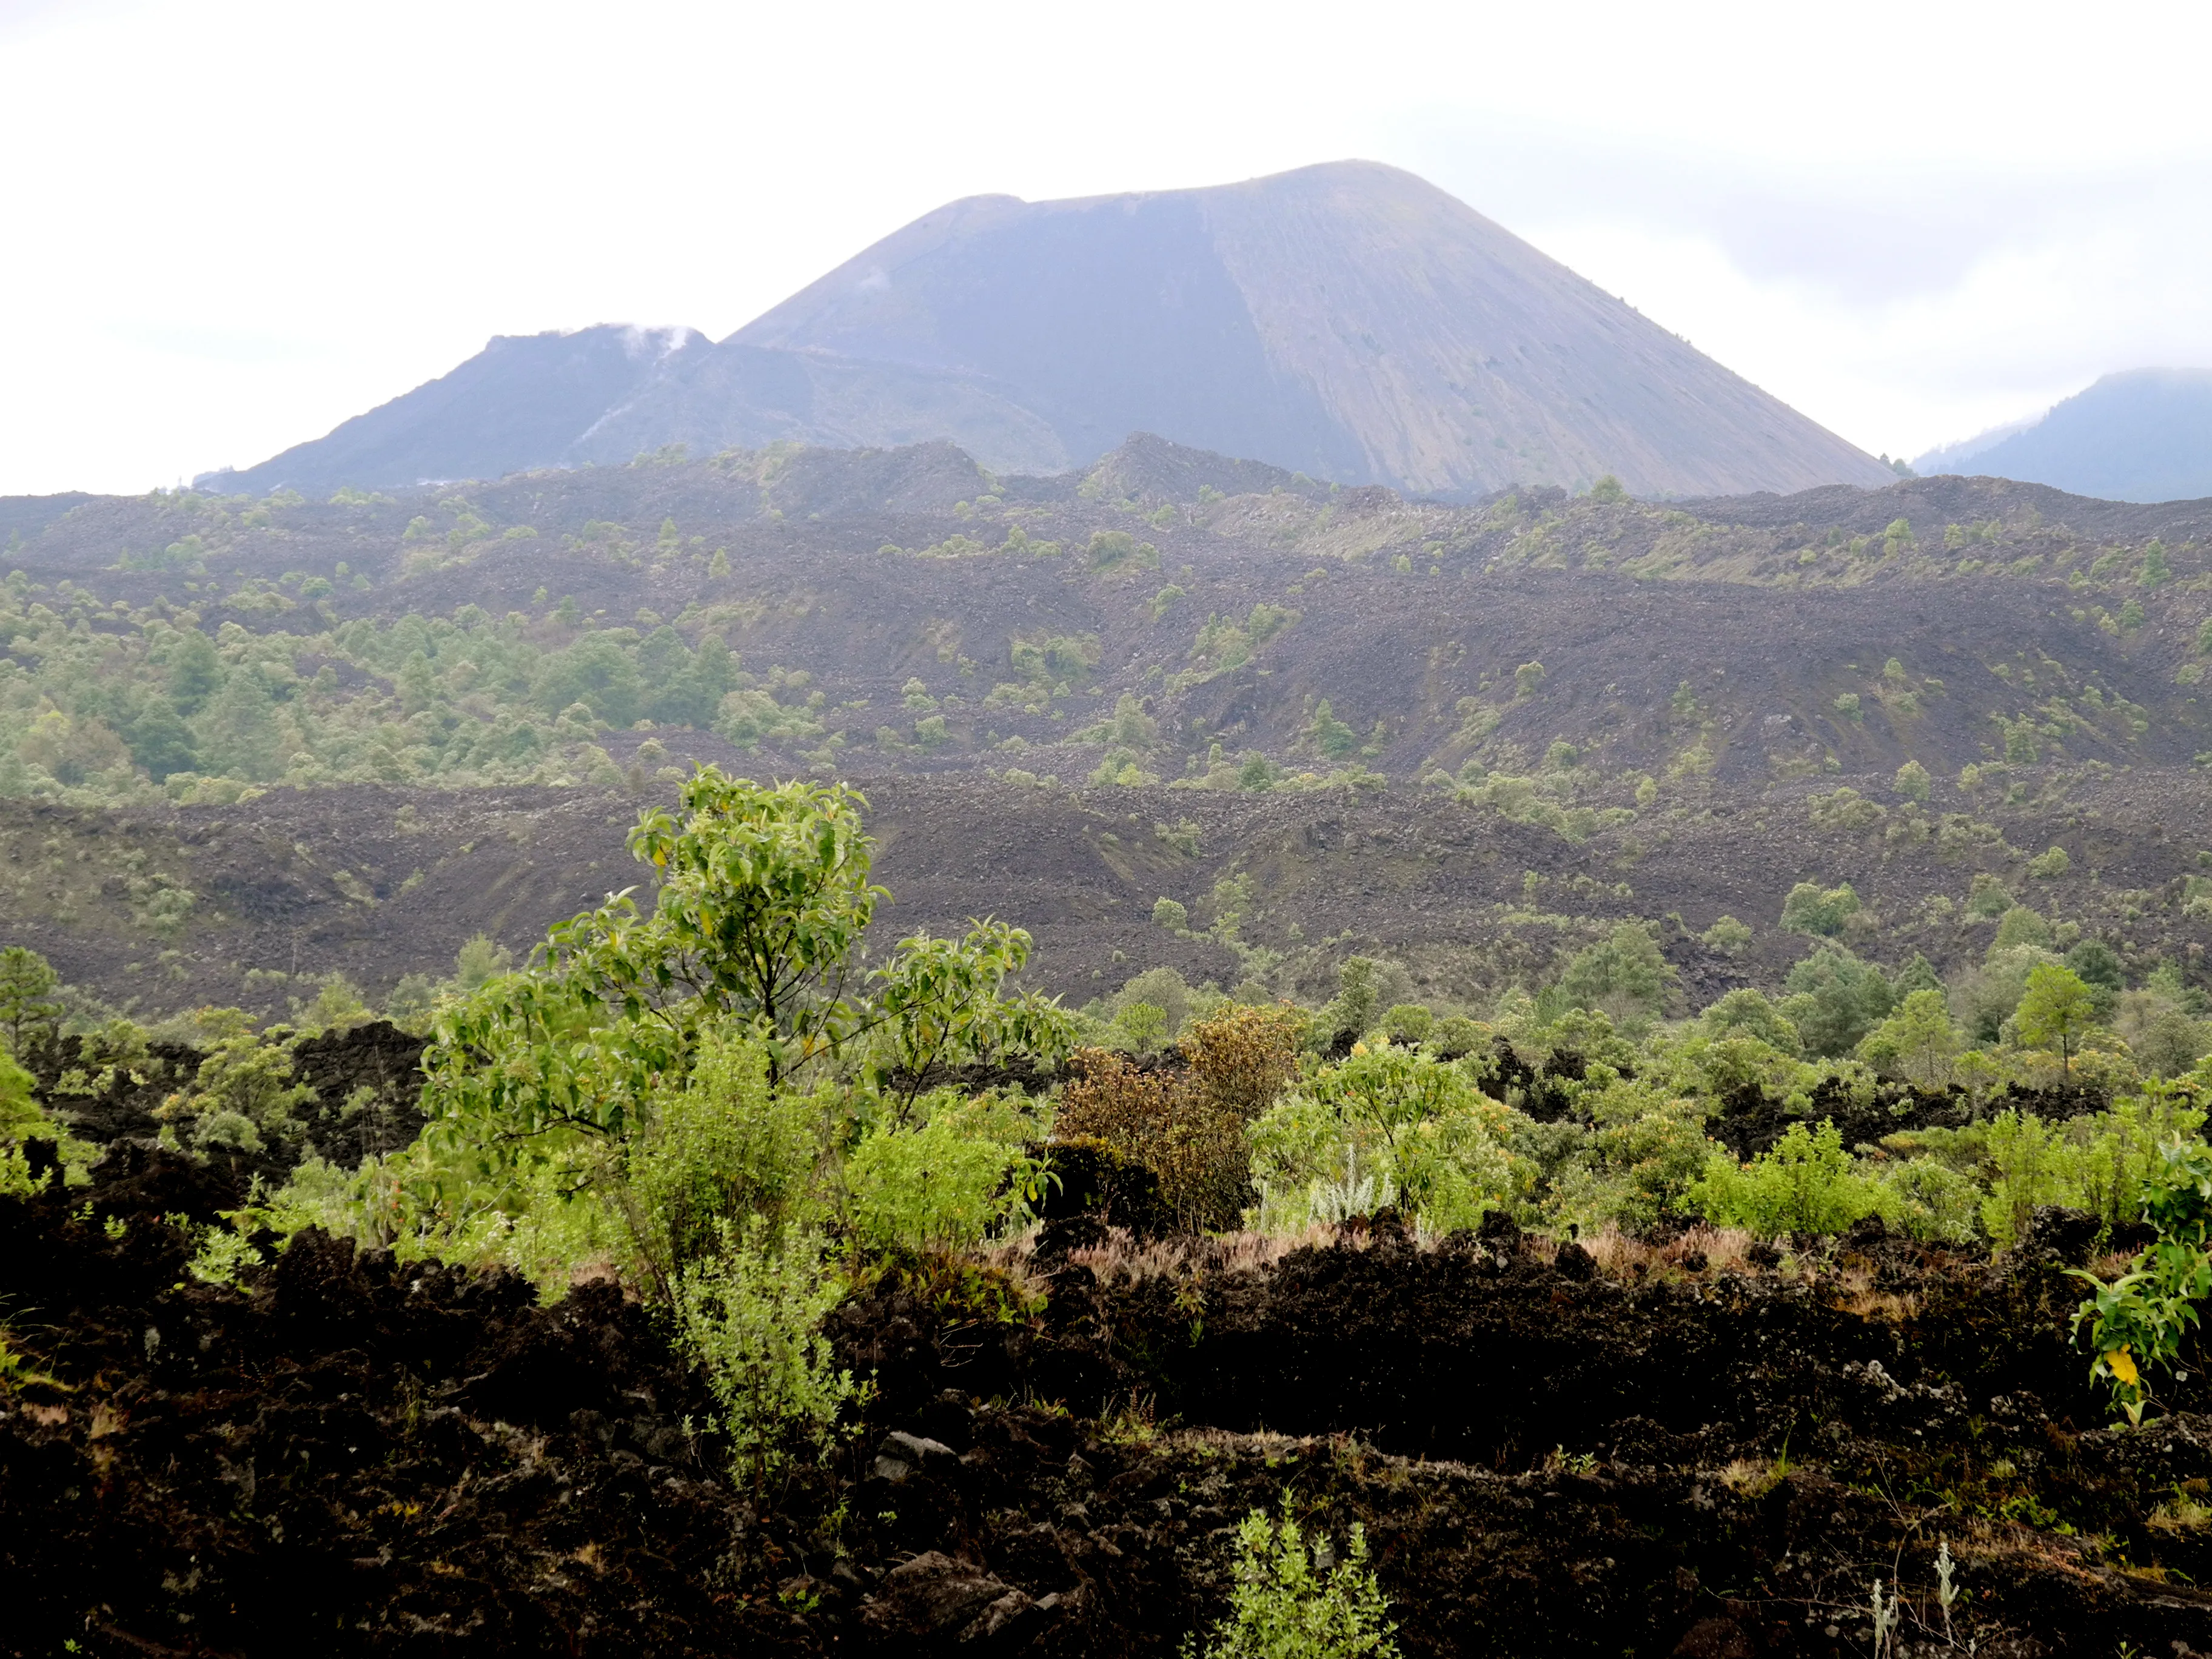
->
{"left": 7, "top": 773, "right": 2212, "bottom": 1654}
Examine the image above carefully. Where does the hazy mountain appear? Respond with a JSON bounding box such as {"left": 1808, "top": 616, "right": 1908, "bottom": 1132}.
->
{"left": 201, "top": 162, "right": 1894, "bottom": 499}
{"left": 1914, "top": 368, "right": 2212, "bottom": 503}
{"left": 199, "top": 326, "right": 706, "bottom": 497}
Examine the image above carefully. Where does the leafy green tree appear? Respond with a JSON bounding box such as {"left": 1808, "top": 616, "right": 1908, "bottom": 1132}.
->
{"left": 1380, "top": 1003, "right": 1433, "bottom": 1045}
{"left": 193, "top": 669, "right": 286, "bottom": 780}
{"left": 424, "top": 773, "right": 885, "bottom": 1155}
{"left": 864, "top": 919, "right": 1074, "bottom": 1118}
{"left": 1893, "top": 759, "right": 1931, "bottom": 802}
{"left": 1992, "top": 905, "right": 2053, "bottom": 951}
{"left": 1780, "top": 881, "right": 1861, "bottom": 937}
{"left": 1113, "top": 1000, "right": 1168, "bottom": 1054}
{"left": 2016, "top": 962, "right": 2100, "bottom": 1073}
{"left": 1697, "top": 988, "right": 1801, "bottom": 1053}
{"left": 126, "top": 699, "right": 198, "bottom": 780}
{"left": 164, "top": 628, "right": 223, "bottom": 715}
{"left": 1319, "top": 957, "right": 1386, "bottom": 1044}
{"left": 532, "top": 634, "right": 643, "bottom": 726}
{"left": 2066, "top": 938, "right": 2123, "bottom": 992}
{"left": 1557, "top": 923, "right": 1676, "bottom": 1024}
{"left": 159, "top": 1029, "right": 314, "bottom": 1156}
{"left": 0, "top": 947, "right": 62, "bottom": 1059}
{"left": 1855, "top": 989, "right": 1961, "bottom": 1088}
{"left": 1780, "top": 947, "right": 1895, "bottom": 1056}
{"left": 454, "top": 933, "right": 514, "bottom": 990}
{"left": 424, "top": 770, "right": 1067, "bottom": 1163}
{"left": 1894, "top": 953, "right": 1945, "bottom": 996}
{"left": 1302, "top": 699, "right": 1358, "bottom": 760}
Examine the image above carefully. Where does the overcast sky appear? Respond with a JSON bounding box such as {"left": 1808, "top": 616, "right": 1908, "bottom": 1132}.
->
{"left": 4, "top": 0, "right": 2209, "bottom": 496}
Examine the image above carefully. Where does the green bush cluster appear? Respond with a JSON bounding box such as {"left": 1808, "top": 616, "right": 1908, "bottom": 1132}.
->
{"left": 0, "top": 574, "right": 836, "bottom": 805}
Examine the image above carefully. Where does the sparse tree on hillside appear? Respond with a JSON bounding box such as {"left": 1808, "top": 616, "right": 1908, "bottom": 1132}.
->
{"left": 1557, "top": 923, "right": 1677, "bottom": 1026}
{"left": 0, "top": 947, "right": 62, "bottom": 1060}
{"left": 2015, "top": 962, "right": 2100, "bottom": 1075}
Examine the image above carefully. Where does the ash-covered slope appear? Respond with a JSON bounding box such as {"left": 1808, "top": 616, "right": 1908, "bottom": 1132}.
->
{"left": 200, "top": 164, "right": 1891, "bottom": 500}
{"left": 1917, "top": 368, "right": 2212, "bottom": 504}
{"left": 197, "top": 325, "right": 706, "bottom": 497}
{"left": 604, "top": 161, "right": 1891, "bottom": 498}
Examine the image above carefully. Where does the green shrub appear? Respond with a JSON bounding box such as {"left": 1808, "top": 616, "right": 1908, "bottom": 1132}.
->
{"left": 156, "top": 1029, "right": 314, "bottom": 1156}
{"left": 1379, "top": 1004, "right": 1433, "bottom": 1045}
{"left": 1191, "top": 1498, "right": 1400, "bottom": 1659}
{"left": 1153, "top": 897, "right": 1190, "bottom": 931}
{"left": 1877, "top": 1157, "right": 1980, "bottom": 1244}
{"left": 622, "top": 1027, "right": 822, "bottom": 1296}
{"left": 672, "top": 1219, "right": 860, "bottom": 1484}
{"left": 2071, "top": 1137, "right": 2212, "bottom": 1424}
{"left": 845, "top": 1099, "right": 1044, "bottom": 1253}
{"left": 1780, "top": 881, "right": 1861, "bottom": 938}
{"left": 1981, "top": 1093, "right": 2206, "bottom": 1247}
{"left": 1700, "top": 915, "right": 1752, "bottom": 956}
{"left": 1689, "top": 1119, "right": 1882, "bottom": 1236}
{"left": 2026, "top": 845, "right": 2071, "bottom": 880}
{"left": 1893, "top": 760, "right": 1932, "bottom": 803}
{"left": 1697, "top": 988, "right": 1803, "bottom": 1054}
{"left": 1249, "top": 1044, "right": 1515, "bottom": 1233}
{"left": 1553, "top": 1083, "right": 1718, "bottom": 1233}
{"left": 1429, "top": 1015, "right": 1486, "bottom": 1059}
{"left": 1966, "top": 873, "right": 2013, "bottom": 919}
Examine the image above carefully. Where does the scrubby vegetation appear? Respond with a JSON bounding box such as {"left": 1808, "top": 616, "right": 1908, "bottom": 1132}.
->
{"left": 8, "top": 437, "right": 2212, "bottom": 1652}
{"left": 7, "top": 771, "right": 2212, "bottom": 1651}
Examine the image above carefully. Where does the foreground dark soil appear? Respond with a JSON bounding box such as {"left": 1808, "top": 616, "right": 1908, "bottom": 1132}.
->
{"left": 5, "top": 1153, "right": 2211, "bottom": 1656}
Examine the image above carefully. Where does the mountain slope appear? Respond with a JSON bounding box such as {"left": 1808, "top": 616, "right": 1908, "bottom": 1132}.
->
{"left": 199, "top": 164, "right": 1892, "bottom": 500}
{"left": 648, "top": 160, "right": 1891, "bottom": 498}
{"left": 199, "top": 326, "right": 706, "bottom": 497}
{"left": 1916, "top": 368, "right": 2212, "bottom": 503}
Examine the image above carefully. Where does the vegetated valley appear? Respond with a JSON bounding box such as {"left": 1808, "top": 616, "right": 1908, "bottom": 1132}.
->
{"left": 4, "top": 437, "right": 2212, "bottom": 1657}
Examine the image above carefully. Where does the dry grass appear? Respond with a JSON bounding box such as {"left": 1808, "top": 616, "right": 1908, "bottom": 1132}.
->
{"left": 988, "top": 1218, "right": 1792, "bottom": 1289}
{"left": 1828, "top": 1264, "right": 1923, "bottom": 1322}
{"left": 2147, "top": 1491, "right": 2212, "bottom": 1534}
{"left": 1578, "top": 1223, "right": 1756, "bottom": 1282}
{"left": 1718, "top": 1456, "right": 1785, "bottom": 1499}
{"left": 2088, "top": 1248, "right": 2142, "bottom": 1281}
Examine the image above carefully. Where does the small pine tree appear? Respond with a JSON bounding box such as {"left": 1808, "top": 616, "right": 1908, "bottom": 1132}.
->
{"left": 2014, "top": 962, "right": 2099, "bottom": 1074}
{"left": 0, "top": 947, "right": 63, "bottom": 1060}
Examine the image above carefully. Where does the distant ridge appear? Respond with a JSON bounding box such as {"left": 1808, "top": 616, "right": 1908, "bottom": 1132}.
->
{"left": 1914, "top": 369, "right": 2212, "bottom": 503}
{"left": 202, "top": 162, "right": 1892, "bottom": 500}
{"left": 198, "top": 326, "right": 705, "bottom": 497}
